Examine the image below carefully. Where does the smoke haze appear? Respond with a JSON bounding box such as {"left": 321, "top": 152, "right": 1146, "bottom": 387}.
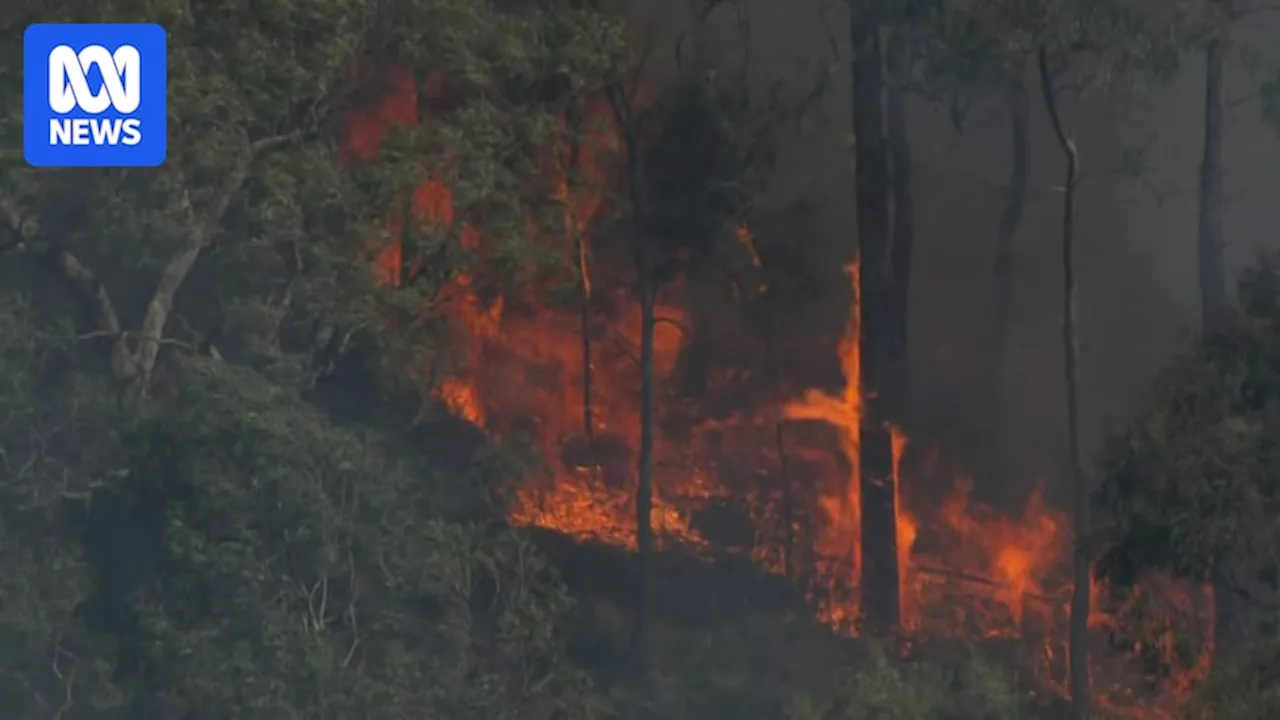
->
{"left": 625, "top": 0, "right": 1280, "bottom": 507}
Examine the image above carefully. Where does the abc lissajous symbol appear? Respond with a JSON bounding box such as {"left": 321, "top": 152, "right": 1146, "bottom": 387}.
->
{"left": 23, "top": 24, "right": 166, "bottom": 167}
{"left": 48, "top": 44, "right": 141, "bottom": 114}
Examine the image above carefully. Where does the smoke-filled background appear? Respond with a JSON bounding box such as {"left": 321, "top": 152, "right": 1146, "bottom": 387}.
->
{"left": 623, "top": 0, "right": 1280, "bottom": 510}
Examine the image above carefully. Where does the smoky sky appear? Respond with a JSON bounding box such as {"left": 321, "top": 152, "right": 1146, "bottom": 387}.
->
{"left": 623, "top": 0, "right": 1280, "bottom": 508}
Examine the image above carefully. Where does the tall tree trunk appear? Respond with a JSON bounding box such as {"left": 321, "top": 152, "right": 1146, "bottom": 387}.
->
{"left": 1038, "top": 47, "right": 1090, "bottom": 720}
{"left": 567, "top": 106, "right": 596, "bottom": 451}
{"left": 577, "top": 243, "right": 595, "bottom": 449}
{"left": 851, "top": 9, "right": 900, "bottom": 635}
{"left": 576, "top": 232, "right": 595, "bottom": 450}
{"left": 633, "top": 259, "right": 656, "bottom": 664}
{"left": 616, "top": 105, "right": 655, "bottom": 668}
{"left": 987, "top": 69, "right": 1030, "bottom": 490}
{"left": 885, "top": 24, "right": 914, "bottom": 424}
{"left": 1197, "top": 4, "right": 1228, "bottom": 332}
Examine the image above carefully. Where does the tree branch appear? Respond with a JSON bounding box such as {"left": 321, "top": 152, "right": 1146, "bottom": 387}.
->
{"left": 1, "top": 197, "right": 135, "bottom": 378}
{"left": 133, "top": 130, "right": 307, "bottom": 396}
{"left": 51, "top": 247, "right": 137, "bottom": 378}
{"left": 1037, "top": 48, "right": 1074, "bottom": 158}
{"left": 4, "top": 128, "right": 306, "bottom": 400}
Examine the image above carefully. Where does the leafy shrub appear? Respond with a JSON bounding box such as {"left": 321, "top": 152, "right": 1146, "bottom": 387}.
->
{"left": 786, "top": 645, "right": 1025, "bottom": 720}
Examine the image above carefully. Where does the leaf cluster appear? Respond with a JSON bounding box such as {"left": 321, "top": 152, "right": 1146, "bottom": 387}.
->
{"left": 636, "top": 71, "right": 777, "bottom": 287}
{"left": 919, "top": 0, "right": 1188, "bottom": 116}
{"left": 1095, "top": 254, "right": 1280, "bottom": 601}
{"left": 0, "top": 302, "right": 609, "bottom": 716}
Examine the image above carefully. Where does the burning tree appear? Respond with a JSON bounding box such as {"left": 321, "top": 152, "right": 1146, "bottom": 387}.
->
{"left": 846, "top": 0, "right": 909, "bottom": 636}
{"left": 605, "top": 31, "right": 780, "bottom": 663}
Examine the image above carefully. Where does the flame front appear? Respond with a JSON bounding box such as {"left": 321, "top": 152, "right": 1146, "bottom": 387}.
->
{"left": 345, "top": 70, "right": 1214, "bottom": 715}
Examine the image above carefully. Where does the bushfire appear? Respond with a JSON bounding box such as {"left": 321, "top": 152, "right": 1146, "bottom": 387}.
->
{"left": 346, "top": 67, "right": 1214, "bottom": 717}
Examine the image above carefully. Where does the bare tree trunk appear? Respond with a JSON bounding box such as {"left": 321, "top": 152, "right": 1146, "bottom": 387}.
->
{"left": 851, "top": 9, "right": 900, "bottom": 635}
{"left": 633, "top": 243, "right": 656, "bottom": 665}
{"left": 1197, "top": 4, "right": 1229, "bottom": 332}
{"left": 611, "top": 94, "right": 655, "bottom": 667}
{"left": 1038, "top": 47, "right": 1090, "bottom": 720}
{"left": 566, "top": 106, "right": 596, "bottom": 450}
{"left": 577, "top": 242, "right": 595, "bottom": 449}
{"left": 987, "top": 69, "right": 1030, "bottom": 490}
{"left": 886, "top": 24, "right": 915, "bottom": 425}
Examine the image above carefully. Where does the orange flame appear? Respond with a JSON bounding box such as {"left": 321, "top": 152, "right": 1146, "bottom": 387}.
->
{"left": 342, "top": 67, "right": 1215, "bottom": 715}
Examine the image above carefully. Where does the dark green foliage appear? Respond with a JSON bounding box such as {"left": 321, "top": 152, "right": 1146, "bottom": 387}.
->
{"left": 1095, "top": 255, "right": 1280, "bottom": 592}
{"left": 785, "top": 645, "right": 1023, "bottom": 720}
{"left": 83, "top": 362, "right": 598, "bottom": 719}
{"left": 0, "top": 343, "right": 604, "bottom": 717}
{"left": 0, "top": 0, "right": 623, "bottom": 716}
{"left": 1094, "top": 254, "right": 1280, "bottom": 714}
{"left": 1186, "top": 606, "right": 1280, "bottom": 718}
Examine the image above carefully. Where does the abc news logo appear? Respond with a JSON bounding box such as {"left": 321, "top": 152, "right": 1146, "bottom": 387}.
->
{"left": 48, "top": 44, "right": 144, "bottom": 147}
{"left": 24, "top": 24, "right": 167, "bottom": 167}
